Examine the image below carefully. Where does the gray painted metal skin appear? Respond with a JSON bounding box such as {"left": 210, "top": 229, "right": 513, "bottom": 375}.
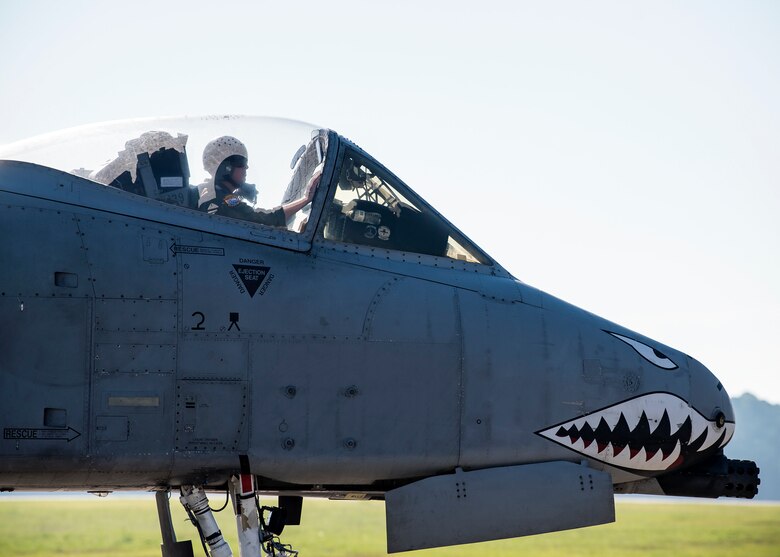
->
{"left": 0, "top": 130, "right": 753, "bottom": 553}
{"left": 386, "top": 462, "right": 614, "bottom": 553}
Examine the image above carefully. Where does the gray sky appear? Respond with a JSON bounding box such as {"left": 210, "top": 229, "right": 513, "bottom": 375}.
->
{"left": 1, "top": 1, "right": 778, "bottom": 403}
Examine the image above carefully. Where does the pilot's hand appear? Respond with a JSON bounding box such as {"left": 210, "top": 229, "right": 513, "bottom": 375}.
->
{"left": 305, "top": 170, "right": 322, "bottom": 199}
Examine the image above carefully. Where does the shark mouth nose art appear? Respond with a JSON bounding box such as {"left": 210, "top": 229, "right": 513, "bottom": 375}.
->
{"left": 536, "top": 392, "right": 734, "bottom": 472}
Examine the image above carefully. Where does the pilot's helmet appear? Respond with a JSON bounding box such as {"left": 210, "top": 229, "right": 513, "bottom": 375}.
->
{"left": 202, "top": 136, "right": 248, "bottom": 179}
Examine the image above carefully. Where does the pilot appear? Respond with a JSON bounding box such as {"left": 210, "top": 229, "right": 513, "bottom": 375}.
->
{"left": 199, "top": 136, "right": 320, "bottom": 227}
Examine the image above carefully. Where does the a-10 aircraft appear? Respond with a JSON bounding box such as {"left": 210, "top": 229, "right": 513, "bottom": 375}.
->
{"left": 0, "top": 116, "right": 760, "bottom": 556}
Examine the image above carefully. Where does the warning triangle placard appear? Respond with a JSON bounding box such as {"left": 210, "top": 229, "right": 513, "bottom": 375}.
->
{"left": 232, "top": 264, "right": 271, "bottom": 298}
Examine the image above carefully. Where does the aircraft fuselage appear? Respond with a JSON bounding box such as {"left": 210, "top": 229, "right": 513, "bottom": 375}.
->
{"left": 0, "top": 123, "right": 759, "bottom": 551}
{"left": 0, "top": 160, "right": 734, "bottom": 492}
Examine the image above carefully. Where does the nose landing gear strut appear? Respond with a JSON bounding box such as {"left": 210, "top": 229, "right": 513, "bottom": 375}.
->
{"left": 156, "top": 475, "right": 299, "bottom": 557}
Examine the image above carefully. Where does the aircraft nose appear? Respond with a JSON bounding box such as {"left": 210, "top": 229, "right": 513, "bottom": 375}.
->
{"left": 717, "top": 384, "right": 734, "bottom": 424}
{"left": 717, "top": 381, "right": 735, "bottom": 441}
{"left": 688, "top": 358, "right": 735, "bottom": 450}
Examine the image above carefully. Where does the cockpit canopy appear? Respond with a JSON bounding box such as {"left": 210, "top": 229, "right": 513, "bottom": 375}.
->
{"left": 0, "top": 116, "right": 491, "bottom": 266}
{"left": 322, "top": 150, "right": 487, "bottom": 263}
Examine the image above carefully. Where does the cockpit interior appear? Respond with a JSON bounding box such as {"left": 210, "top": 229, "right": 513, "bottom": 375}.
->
{"left": 0, "top": 116, "right": 490, "bottom": 267}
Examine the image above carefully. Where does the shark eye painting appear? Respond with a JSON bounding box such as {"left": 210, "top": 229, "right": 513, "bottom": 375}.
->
{"left": 606, "top": 331, "right": 678, "bottom": 370}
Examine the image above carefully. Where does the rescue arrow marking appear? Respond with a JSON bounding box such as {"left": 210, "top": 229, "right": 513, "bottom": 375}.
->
{"left": 169, "top": 244, "right": 225, "bottom": 256}
{"left": 3, "top": 427, "right": 81, "bottom": 442}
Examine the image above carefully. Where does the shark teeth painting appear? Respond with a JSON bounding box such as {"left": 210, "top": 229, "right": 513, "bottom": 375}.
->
{"left": 536, "top": 392, "right": 734, "bottom": 473}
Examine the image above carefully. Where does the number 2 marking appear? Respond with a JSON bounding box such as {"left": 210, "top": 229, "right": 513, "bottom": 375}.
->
{"left": 191, "top": 311, "right": 205, "bottom": 330}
